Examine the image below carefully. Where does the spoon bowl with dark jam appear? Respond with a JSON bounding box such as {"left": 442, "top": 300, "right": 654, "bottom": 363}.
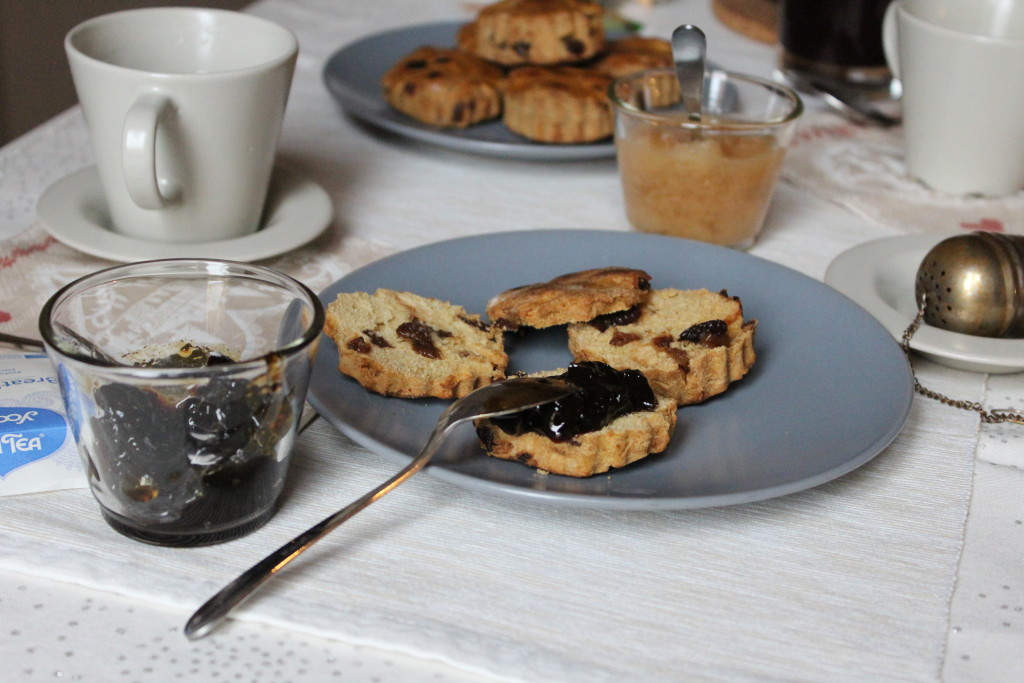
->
{"left": 184, "top": 375, "right": 577, "bottom": 640}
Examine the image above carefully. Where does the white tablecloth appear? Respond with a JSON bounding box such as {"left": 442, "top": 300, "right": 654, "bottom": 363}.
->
{"left": 1, "top": 1, "right": 1022, "bottom": 681}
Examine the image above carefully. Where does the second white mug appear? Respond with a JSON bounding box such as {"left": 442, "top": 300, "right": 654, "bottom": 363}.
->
{"left": 65, "top": 8, "right": 298, "bottom": 242}
{"left": 883, "top": 0, "right": 1024, "bottom": 196}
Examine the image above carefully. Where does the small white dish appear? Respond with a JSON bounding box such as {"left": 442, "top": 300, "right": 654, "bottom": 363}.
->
{"left": 37, "top": 164, "right": 332, "bottom": 262}
{"left": 825, "top": 233, "right": 1024, "bottom": 374}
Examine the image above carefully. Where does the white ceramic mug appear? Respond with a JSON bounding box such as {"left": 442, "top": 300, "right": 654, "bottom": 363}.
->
{"left": 65, "top": 8, "right": 298, "bottom": 242}
{"left": 883, "top": 0, "right": 1024, "bottom": 196}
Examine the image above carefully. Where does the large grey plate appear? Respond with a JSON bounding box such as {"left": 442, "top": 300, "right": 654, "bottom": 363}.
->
{"left": 307, "top": 230, "right": 913, "bottom": 509}
{"left": 321, "top": 21, "right": 616, "bottom": 160}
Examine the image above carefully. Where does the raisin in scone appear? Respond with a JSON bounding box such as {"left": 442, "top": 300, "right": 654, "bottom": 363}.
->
{"left": 459, "top": 0, "right": 606, "bottom": 66}
{"left": 568, "top": 288, "right": 756, "bottom": 405}
{"left": 381, "top": 46, "right": 505, "bottom": 128}
{"left": 503, "top": 65, "right": 613, "bottom": 143}
{"left": 475, "top": 362, "right": 677, "bottom": 477}
{"left": 486, "top": 267, "right": 652, "bottom": 330}
{"left": 325, "top": 289, "right": 507, "bottom": 399}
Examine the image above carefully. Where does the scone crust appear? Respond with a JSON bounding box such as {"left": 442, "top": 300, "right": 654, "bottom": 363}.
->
{"left": 486, "top": 267, "right": 652, "bottom": 329}
{"left": 568, "top": 288, "right": 756, "bottom": 405}
{"left": 461, "top": 0, "right": 606, "bottom": 66}
{"left": 381, "top": 46, "right": 505, "bottom": 128}
{"left": 589, "top": 36, "right": 674, "bottom": 78}
{"left": 476, "top": 394, "right": 676, "bottom": 477}
{"left": 503, "top": 65, "right": 613, "bottom": 143}
{"left": 325, "top": 289, "right": 508, "bottom": 399}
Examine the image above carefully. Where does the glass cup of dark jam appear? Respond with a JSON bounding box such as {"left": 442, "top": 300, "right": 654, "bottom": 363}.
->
{"left": 38, "top": 259, "right": 324, "bottom": 547}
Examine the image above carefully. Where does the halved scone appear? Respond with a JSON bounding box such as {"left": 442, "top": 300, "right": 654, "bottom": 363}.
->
{"left": 568, "top": 288, "right": 756, "bottom": 405}
{"left": 486, "top": 267, "right": 652, "bottom": 330}
{"left": 325, "top": 289, "right": 507, "bottom": 399}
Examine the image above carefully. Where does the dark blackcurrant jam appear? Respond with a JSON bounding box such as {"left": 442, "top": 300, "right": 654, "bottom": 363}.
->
{"left": 88, "top": 344, "right": 293, "bottom": 546}
{"left": 487, "top": 361, "right": 656, "bottom": 443}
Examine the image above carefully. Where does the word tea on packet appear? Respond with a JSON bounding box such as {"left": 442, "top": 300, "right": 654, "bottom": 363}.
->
{"left": 0, "top": 353, "right": 85, "bottom": 495}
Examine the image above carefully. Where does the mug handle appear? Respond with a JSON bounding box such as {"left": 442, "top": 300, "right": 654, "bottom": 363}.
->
{"left": 122, "top": 93, "right": 177, "bottom": 210}
{"left": 882, "top": 1, "right": 901, "bottom": 80}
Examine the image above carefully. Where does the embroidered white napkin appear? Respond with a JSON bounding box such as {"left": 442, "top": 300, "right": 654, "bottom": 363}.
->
{"left": 783, "top": 111, "right": 1024, "bottom": 236}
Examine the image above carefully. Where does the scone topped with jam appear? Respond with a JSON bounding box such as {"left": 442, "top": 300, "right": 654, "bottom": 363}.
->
{"left": 568, "top": 288, "right": 757, "bottom": 405}
{"left": 381, "top": 46, "right": 505, "bottom": 128}
{"left": 325, "top": 289, "right": 507, "bottom": 399}
{"left": 486, "top": 266, "right": 652, "bottom": 330}
{"left": 475, "top": 361, "right": 677, "bottom": 477}
{"left": 458, "top": 0, "right": 606, "bottom": 66}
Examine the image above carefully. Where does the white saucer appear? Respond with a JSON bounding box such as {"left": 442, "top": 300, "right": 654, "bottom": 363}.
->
{"left": 825, "top": 233, "right": 1024, "bottom": 374}
{"left": 37, "top": 164, "right": 333, "bottom": 262}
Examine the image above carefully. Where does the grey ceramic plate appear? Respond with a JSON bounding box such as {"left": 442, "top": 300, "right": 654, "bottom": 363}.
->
{"left": 307, "top": 230, "right": 914, "bottom": 510}
{"left": 321, "top": 21, "right": 616, "bottom": 160}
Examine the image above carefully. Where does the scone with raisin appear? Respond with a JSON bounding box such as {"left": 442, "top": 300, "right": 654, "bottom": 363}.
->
{"left": 381, "top": 46, "right": 505, "bottom": 128}
{"left": 459, "top": 0, "right": 606, "bottom": 66}
{"left": 325, "top": 289, "right": 507, "bottom": 399}
{"left": 486, "top": 267, "right": 652, "bottom": 330}
{"left": 475, "top": 361, "right": 677, "bottom": 477}
{"left": 568, "top": 288, "right": 756, "bottom": 405}
{"left": 503, "top": 65, "right": 613, "bottom": 143}
{"left": 589, "top": 36, "right": 674, "bottom": 78}
{"left": 593, "top": 36, "right": 680, "bottom": 109}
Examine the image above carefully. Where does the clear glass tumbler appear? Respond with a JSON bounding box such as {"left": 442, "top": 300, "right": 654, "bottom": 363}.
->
{"left": 609, "top": 68, "right": 802, "bottom": 249}
{"left": 39, "top": 259, "right": 323, "bottom": 547}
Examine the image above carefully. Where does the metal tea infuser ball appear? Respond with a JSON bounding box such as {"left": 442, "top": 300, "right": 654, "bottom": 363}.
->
{"left": 905, "top": 231, "right": 1024, "bottom": 424}
{"left": 914, "top": 231, "right": 1024, "bottom": 338}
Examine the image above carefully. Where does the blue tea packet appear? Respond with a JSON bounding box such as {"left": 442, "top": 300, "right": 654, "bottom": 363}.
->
{"left": 0, "top": 353, "right": 85, "bottom": 495}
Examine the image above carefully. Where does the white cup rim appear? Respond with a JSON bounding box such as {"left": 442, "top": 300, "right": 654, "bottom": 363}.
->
{"left": 65, "top": 7, "right": 298, "bottom": 78}
{"left": 897, "top": 1, "right": 1024, "bottom": 45}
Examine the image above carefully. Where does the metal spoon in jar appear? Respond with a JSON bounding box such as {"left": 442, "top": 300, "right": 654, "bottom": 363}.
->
{"left": 183, "top": 375, "right": 578, "bottom": 640}
{"left": 672, "top": 24, "right": 707, "bottom": 121}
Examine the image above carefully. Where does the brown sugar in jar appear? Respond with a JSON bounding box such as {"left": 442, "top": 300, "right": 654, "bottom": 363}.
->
{"left": 616, "top": 124, "right": 785, "bottom": 248}
{"left": 609, "top": 68, "right": 802, "bottom": 249}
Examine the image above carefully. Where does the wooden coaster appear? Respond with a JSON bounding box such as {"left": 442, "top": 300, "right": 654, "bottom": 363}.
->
{"left": 711, "top": 0, "right": 779, "bottom": 44}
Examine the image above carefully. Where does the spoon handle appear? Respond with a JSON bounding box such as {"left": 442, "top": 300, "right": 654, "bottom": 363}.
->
{"left": 183, "top": 377, "right": 574, "bottom": 640}
{"left": 183, "top": 418, "right": 451, "bottom": 640}
{"left": 0, "top": 332, "right": 45, "bottom": 350}
{"left": 672, "top": 24, "right": 706, "bottom": 120}
{"left": 811, "top": 81, "right": 901, "bottom": 128}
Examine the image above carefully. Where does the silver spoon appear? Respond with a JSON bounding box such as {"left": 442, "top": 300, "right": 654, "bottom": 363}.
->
{"left": 184, "top": 375, "right": 578, "bottom": 640}
{"left": 811, "top": 80, "right": 901, "bottom": 128}
{"left": 0, "top": 331, "right": 46, "bottom": 351}
{"left": 50, "top": 322, "right": 122, "bottom": 364}
{"left": 672, "top": 24, "right": 706, "bottom": 121}
{"left": 5, "top": 323, "right": 122, "bottom": 363}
